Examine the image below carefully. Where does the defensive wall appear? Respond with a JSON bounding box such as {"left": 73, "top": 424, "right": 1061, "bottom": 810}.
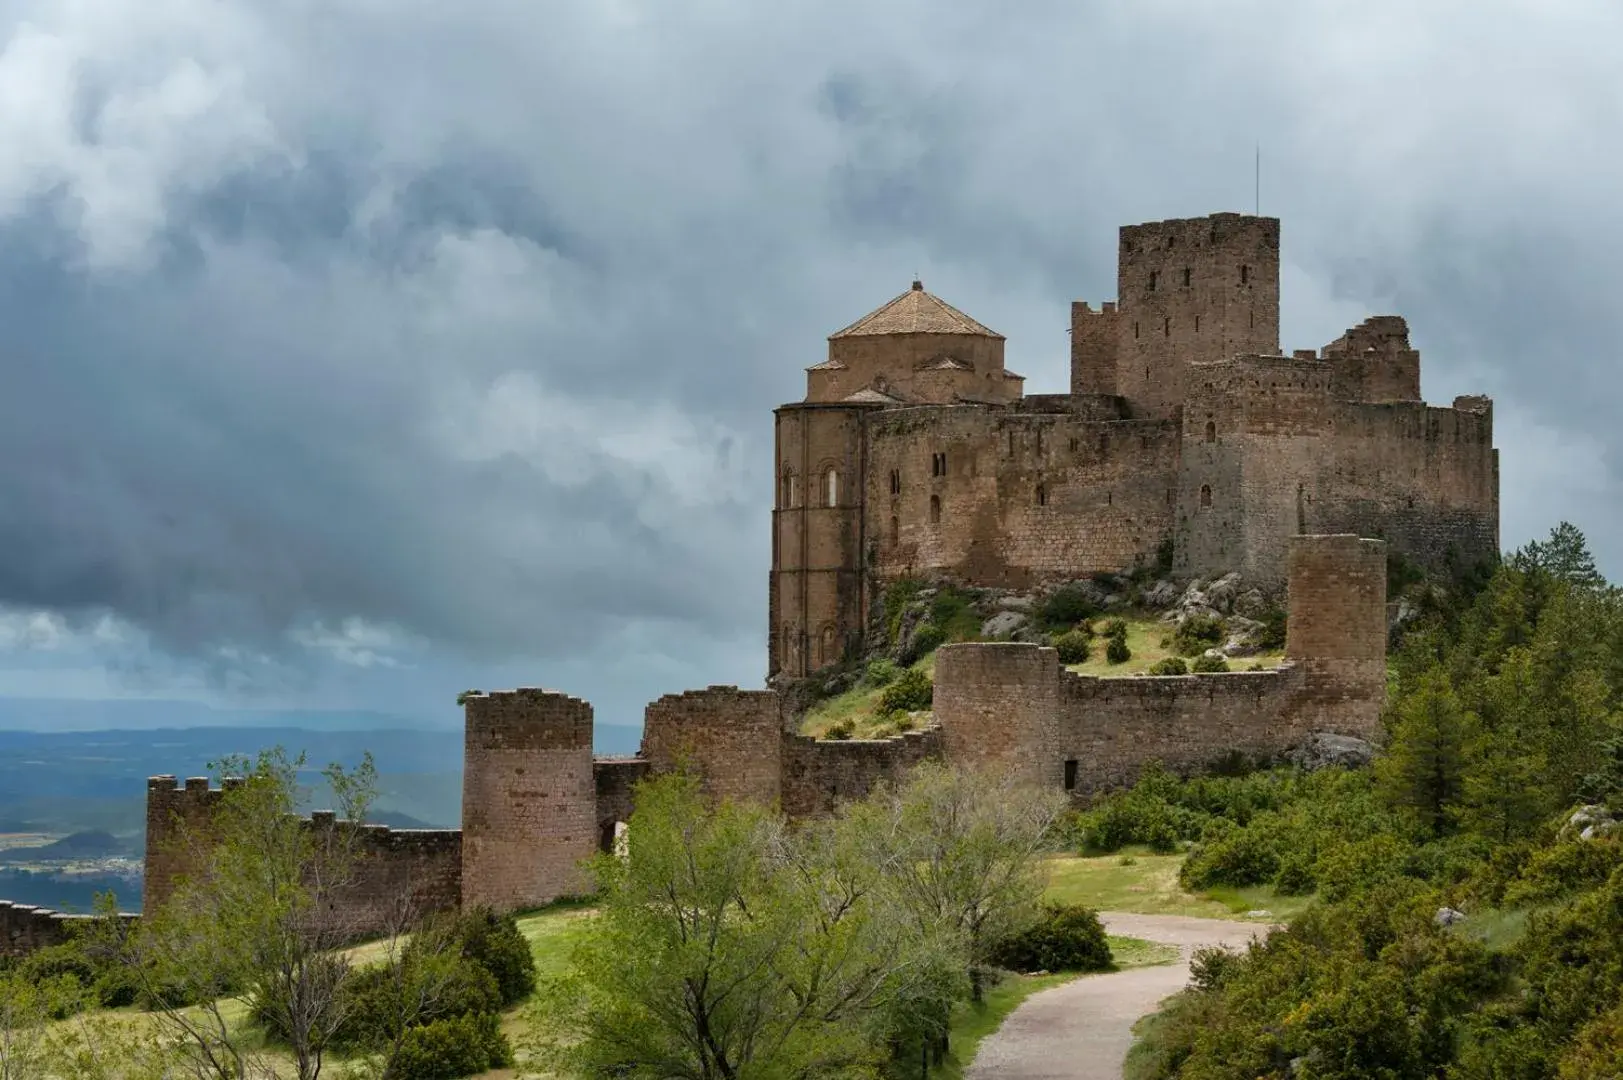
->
{"left": 143, "top": 776, "right": 462, "bottom": 930}
{"left": 0, "top": 900, "right": 137, "bottom": 959}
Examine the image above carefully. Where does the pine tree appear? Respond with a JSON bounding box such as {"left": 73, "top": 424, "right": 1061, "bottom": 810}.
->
{"left": 1377, "top": 670, "right": 1477, "bottom": 837}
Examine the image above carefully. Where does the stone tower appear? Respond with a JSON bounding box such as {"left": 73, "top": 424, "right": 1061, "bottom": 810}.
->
{"left": 1283, "top": 534, "right": 1388, "bottom": 739}
{"left": 931, "top": 642, "right": 1062, "bottom": 788}
{"left": 460, "top": 689, "right": 597, "bottom": 910}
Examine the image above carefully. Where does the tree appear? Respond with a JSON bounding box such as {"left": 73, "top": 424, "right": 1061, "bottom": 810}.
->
{"left": 851, "top": 761, "right": 1064, "bottom": 1001}
{"left": 1518, "top": 521, "right": 1605, "bottom": 591}
{"left": 550, "top": 771, "right": 958, "bottom": 1080}
{"left": 91, "top": 746, "right": 386, "bottom": 1080}
{"left": 1378, "top": 671, "right": 1477, "bottom": 837}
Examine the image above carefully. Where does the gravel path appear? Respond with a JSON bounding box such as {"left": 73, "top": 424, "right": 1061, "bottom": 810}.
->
{"left": 964, "top": 913, "right": 1275, "bottom": 1080}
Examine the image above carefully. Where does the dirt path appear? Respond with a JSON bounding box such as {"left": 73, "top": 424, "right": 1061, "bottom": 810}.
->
{"left": 965, "top": 913, "right": 1274, "bottom": 1080}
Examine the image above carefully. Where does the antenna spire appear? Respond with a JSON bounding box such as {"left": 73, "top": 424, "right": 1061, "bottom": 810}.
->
{"left": 1255, "top": 142, "right": 1260, "bottom": 216}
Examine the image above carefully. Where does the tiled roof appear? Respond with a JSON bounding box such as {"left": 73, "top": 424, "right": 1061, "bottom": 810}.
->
{"left": 918, "top": 356, "right": 974, "bottom": 371}
{"left": 830, "top": 281, "right": 1003, "bottom": 340}
{"left": 1004, "top": 370, "right": 1026, "bottom": 380}
{"left": 841, "top": 387, "right": 905, "bottom": 404}
{"left": 805, "top": 358, "right": 848, "bottom": 372}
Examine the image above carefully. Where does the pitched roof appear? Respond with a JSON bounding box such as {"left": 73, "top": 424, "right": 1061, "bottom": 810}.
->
{"left": 805, "top": 358, "right": 848, "bottom": 372}
{"left": 917, "top": 356, "right": 974, "bottom": 372}
{"left": 830, "top": 281, "right": 1003, "bottom": 340}
{"left": 841, "top": 387, "right": 905, "bottom": 404}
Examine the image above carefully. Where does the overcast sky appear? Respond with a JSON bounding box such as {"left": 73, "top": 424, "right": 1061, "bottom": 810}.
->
{"left": 0, "top": 0, "right": 1617, "bottom": 735}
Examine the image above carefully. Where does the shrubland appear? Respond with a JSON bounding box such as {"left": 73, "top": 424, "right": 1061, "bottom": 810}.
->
{"left": 1123, "top": 521, "right": 1623, "bottom": 1080}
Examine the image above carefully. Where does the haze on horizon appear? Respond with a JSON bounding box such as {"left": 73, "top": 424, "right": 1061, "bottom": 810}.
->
{"left": 0, "top": 0, "right": 1616, "bottom": 734}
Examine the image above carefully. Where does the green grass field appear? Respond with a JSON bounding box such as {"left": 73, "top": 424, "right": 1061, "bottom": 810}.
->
{"left": 1044, "top": 849, "right": 1315, "bottom": 923}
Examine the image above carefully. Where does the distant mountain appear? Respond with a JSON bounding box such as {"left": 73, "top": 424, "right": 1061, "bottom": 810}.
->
{"left": 6, "top": 830, "right": 130, "bottom": 860}
{"left": 369, "top": 810, "right": 434, "bottom": 830}
{"left": 0, "top": 697, "right": 451, "bottom": 733}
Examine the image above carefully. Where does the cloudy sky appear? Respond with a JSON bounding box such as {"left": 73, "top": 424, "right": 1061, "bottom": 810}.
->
{"left": 0, "top": 0, "right": 1616, "bottom": 737}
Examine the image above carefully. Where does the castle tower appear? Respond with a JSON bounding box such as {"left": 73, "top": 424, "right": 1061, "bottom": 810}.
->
{"left": 930, "top": 642, "right": 1062, "bottom": 787}
{"left": 460, "top": 689, "right": 598, "bottom": 911}
{"left": 1115, "top": 213, "right": 1280, "bottom": 418}
{"left": 1284, "top": 534, "right": 1388, "bottom": 739}
{"left": 143, "top": 775, "right": 237, "bottom": 916}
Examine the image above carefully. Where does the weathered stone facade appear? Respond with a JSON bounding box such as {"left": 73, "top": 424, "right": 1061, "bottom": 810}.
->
{"left": 0, "top": 900, "right": 136, "bottom": 959}
{"left": 770, "top": 211, "right": 1498, "bottom": 679}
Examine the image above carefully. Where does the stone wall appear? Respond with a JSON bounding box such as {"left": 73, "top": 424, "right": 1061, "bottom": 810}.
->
{"left": 641, "top": 687, "right": 783, "bottom": 806}
{"left": 593, "top": 758, "right": 650, "bottom": 851}
{"left": 461, "top": 689, "right": 597, "bottom": 911}
{"left": 0, "top": 901, "right": 136, "bottom": 959}
{"left": 863, "top": 405, "right": 1179, "bottom": 588}
{"left": 932, "top": 643, "right": 1063, "bottom": 788}
{"left": 305, "top": 816, "right": 462, "bottom": 933}
{"left": 781, "top": 727, "right": 942, "bottom": 817}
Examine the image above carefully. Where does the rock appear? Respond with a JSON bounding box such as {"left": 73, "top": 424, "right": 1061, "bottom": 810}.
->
{"left": 1435, "top": 906, "right": 1466, "bottom": 927}
{"left": 1221, "top": 615, "right": 1267, "bottom": 657}
{"left": 996, "top": 594, "right": 1036, "bottom": 614}
{"left": 1566, "top": 804, "right": 1620, "bottom": 841}
{"left": 1142, "top": 579, "right": 1181, "bottom": 608}
{"left": 980, "top": 611, "right": 1027, "bottom": 639}
{"left": 1287, "top": 732, "right": 1376, "bottom": 772}
{"left": 1233, "top": 587, "right": 1269, "bottom": 618}
{"left": 1204, "top": 572, "right": 1243, "bottom": 613}
{"left": 1178, "top": 580, "right": 1209, "bottom": 610}
{"left": 1246, "top": 909, "right": 1272, "bottom": 918}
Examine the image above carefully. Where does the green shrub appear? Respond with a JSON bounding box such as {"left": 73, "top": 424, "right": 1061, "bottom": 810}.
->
{"left": 1105, "top": 638, "right": 1131, "bottom": 664}
{"left": 1040, "top": 585, "right": 1098, "bottom": 629}
{"left": 824, "top": 719, "right": 854, "bottom": 741}
{"left": 1503, "top": 838, "right": 1623, "bottom": 907}
{"left": 1054, "top": 629, "right": 1092, "bottom": 664}
{"left": 333, "top": 955, "right": 501, "bottom": 1053}
{"left": 1148, "top": 657, "right": 1188, "bottom": 676}
{"left": 1180, "top": 824, "right": 1280, "bottom": 890}
{"left": 1188, "top": 945, "right": 1240, "bottom": 992}
{"left": 1101, "top": 617, "right": 1128, "bottom": 642}
{"left": 906, "top": 622, "right": 947, "bottom": 661}
{"left": 987, "top": 903, "right": 1112, "bottom": 974}
{"left": 1272, "top": 852, "right": 1317, "bottom": 896}
{"left": 1173, "top": 614, "right": 1225, "bottom": 656}
{"left": 1314, "top": 834, "right": 1411, "bottom": 903}
{"left": 929, "top": 587, "right": 983, "bottom": 642}
{"left": 1191, "top": 653, "right": 1230, "bottom": 673}
{"left": 883, "top": 578, "right": 923, "bottom": 643}
{"left": 864, "top": 659, "right": 899, "bottom": 687}
{"left": 391, "top": 1012, "right": 512, "bottom": 1079}
{"left": 1256, "top": 606, "right": 1287, "bottom": 650}
{"left": 878, "top": 667, "right": 933, "bottom": 715}
{"left": 420, "top": 908, "right": 537, "bottom": 1008}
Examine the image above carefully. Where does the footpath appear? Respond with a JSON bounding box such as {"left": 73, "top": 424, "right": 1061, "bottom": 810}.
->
{"left": 965, "top": 913, "right": 1272, "bottom": 1080}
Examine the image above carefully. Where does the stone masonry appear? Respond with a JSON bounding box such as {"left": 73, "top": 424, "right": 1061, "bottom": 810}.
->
{"left": 770, "top": 211, "right": 1498, "bottom": 679}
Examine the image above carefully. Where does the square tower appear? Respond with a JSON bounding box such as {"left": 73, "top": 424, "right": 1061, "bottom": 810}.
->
{"left": 1115, "top": 213, "right": 1280, "bottom": 418}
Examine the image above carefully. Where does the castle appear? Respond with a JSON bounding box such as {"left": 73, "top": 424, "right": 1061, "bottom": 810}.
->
{"left": 2, "top": 211, "right": 1493, "bottom": 957}
{"left": 770, "top": 211, "right": 1498, "bottom": 678}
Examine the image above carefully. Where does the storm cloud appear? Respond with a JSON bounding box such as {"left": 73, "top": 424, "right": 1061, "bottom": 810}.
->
{"left": 0, "top": 0, "right": 1619, "bottom": 720}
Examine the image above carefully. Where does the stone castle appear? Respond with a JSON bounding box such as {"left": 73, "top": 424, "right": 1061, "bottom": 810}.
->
{"left": 771, "top": 211, "right": 1498, "bottom": 678}
{"left": 2, "top": 211, "right": 1494, "bottom": 957}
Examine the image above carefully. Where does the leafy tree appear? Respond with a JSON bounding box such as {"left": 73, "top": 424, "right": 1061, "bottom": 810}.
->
{"left": 1377, "top": 670, "right": 1476, "bottom": 836}
{"left": 90, "top": 746, "right": 391, "bottom": 1080}
{"left": 551, "top": 771, "right": 950, "bottom": 1079}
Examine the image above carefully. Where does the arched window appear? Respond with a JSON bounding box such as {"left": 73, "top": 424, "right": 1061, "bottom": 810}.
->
{"left": 1200, "top": 484, "right": 1213, "bottom": 509}
{"left": 820, "top": 625, "right": 837, "bottom": 666}
{"left": 1204, "top": 420, "right": 1217, "bottom": 443}
{"left": 930, "top": 495, "right": 942, "bottom": 524}
{"left": 889, "top": 469, "right": 901, "bottom": 495}
{"left": 824, "top": 468, "right": 838, "bottom": 508}
{"left": 780, "top": 470, "right": 796, "bottom": 508}
{"left": 1036, "top": 483, "right": 1047, "bottom": 507}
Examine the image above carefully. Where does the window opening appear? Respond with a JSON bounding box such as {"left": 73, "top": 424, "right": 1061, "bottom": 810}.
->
{"left": 1204, "top": 420, "right": 1216, "bottom": 443}
{"left": 1200, "top": 484, "right": 1213, "bottom": 509}
{"left": 1182, "top": 267, "right": 1192, "bottom": 287}
{"left": 1240, "top": 264, "right": 1250, "bottom": 284}
{"left": 1148, "top": 270, "right": 1158, "bottom": 292}
{"left": 891, "top": 515, "right": 900, "bottom": 543}
{"left": 889, "top": 469, "right": 901, "bottom": 495}
{"left": 1064, "top": 760, "right": 1078, "bottom": 791}
{"left": 824, "top": 468, "right": 838, "bottom": 508}
{"left": 1036, "top": 483, "right": 1047, "bottom": 507}
{"left": 1163, "top": 317, "right": 1170, "bottom": 337}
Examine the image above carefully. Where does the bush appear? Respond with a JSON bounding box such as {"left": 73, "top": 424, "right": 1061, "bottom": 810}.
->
{"left": 1148, "top": 657, "right": 1188, "bottom": 676}
{"left": 1503, "top": 838, "right": 1623, "bottom": 907}
{"left": 929, "top": 587, "right": 983, "bottom": 642}
{"left": 1257, "top": 606, "right": 1287, "bottom": 651}
{"left": 334, "top": 955, "right": 502, "bottom": 1053}
{"left": 1040, "top": 585, "right": 1099, "bottom": 628}
{"left": 1100, "top": 617, "right": 1128, "bottom": 642}
{"left": 878, "top": 667, "right": 933, "bottom": 716}
{"left": 1188, "top": 945, "right": 1240, "bottom": 992}
{"left": 1105, "top": 638, "right": 1131, "bottom": 664}
{"left": 1191, "top": 653, "right": 1230, "bottom": 673}
{"left": 906, "top": 622, "right": 947, "bottom": 662}
{"left": 864, "top": 659, "right": 899, "bottom": 687}
{"left": 422, "top": 908, "right": 537, "bottom": 1008}
{"left": 987, "top": 903, "right": 1112, "bottom": 974}
{"left": 1180, "top": 824, "right": 1280, "bottom": 889}
{"left": 1272, "top": 852, "right": 1317, "bottom": 895}
{"left": 391, "top": 1012, "right": 512, "bottom": 1079}
{"left": 824, "top": 719, "right": 854, "bottom": 741}
{"left": 1054, "top": 629, "right": 1092, "bottom": 664}
{"left": 883, "top": 578, "right": 924, "bottom": 643}
{"left": 1173, "top": 614, "right": 1225, "bottom": 656}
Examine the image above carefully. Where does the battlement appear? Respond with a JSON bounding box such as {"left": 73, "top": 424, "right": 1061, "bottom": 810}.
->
{"left": 463, "top": 688, "right": 593, "bottom": 751}
{"left": 0, "top": 900, "right": 137, "bottom": 958}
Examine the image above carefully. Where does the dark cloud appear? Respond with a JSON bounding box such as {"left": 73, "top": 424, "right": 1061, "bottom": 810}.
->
{"left": 1, "top": 0, "right": 1621, "bottom": 711}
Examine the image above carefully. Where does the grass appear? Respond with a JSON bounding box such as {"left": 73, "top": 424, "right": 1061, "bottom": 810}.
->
{"left": 927, "top": 934, "right": 1179, "bottom": 1079}
{"left": 1044, "top": 849, "right": 1312, "bottom": 922}
{"left": 801, "top": 653, "right": 938, "bottom": 740}
{"left": 1062, "top": 614, "right": 1284, "bottom": 677}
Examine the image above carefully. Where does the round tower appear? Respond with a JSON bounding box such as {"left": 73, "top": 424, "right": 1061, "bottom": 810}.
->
{"left": 461, "top": 689, "right": 597, "bottom": 912}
